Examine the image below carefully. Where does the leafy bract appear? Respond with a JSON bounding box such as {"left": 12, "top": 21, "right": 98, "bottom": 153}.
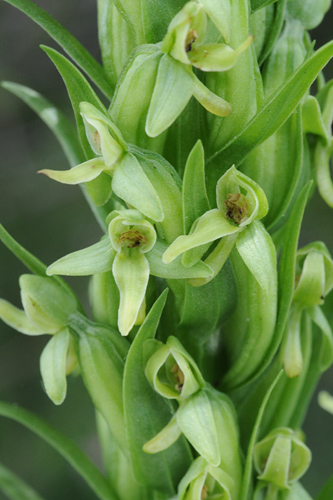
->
{"left": 123, "top": 290, "right": 192, "bottom": 494}
{"left": 3, "top": 0, "right": 113, "bottom": 98}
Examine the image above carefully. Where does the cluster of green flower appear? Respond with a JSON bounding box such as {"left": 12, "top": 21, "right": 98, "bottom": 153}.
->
{"left": 1, "top": 0, "right": 333, "bottom": 499}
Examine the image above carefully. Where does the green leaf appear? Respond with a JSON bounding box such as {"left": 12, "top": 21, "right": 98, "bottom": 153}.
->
{"left": 258, "top": 0, "right": 287, "bottom": 66}
{"left": 240, "top": 371, "right": 284, "bottom": 500}
{"left": 0, "top": 225, "right": 79, "bottom": 308}
{"left": 316, "top": 475, "right": 333, "bottom": 500}
{"left": 0, "top": 82, "right": 110, "bottom": 231}
{"left": 3, "top": 0, "right": 113, "bottom": 99}
{"left": 206, "top": 41, "right": 333, "bottom": 195}
{"left": 308, "top": 306, "right": 333, "bottom": 371}
{"left": 146, "top": 55, "right": 195, "bottom": 138}
{"left": 182, "top": 140, "right": 210, "bottom": 234}
{"left": 123, "top": 289, "right": 192, "bottom": 495}
{"left": 222, "top": 222, "right": 277, "bottom": 390}
{"left": 41, "top": 46, "right": 108, "bottom": 160}
{"left": 0, "top": 461, "right": 45, "bottom": 500}
{"left": 244, "top": 183, "right": 312, "bottom": 386}
{"left": 0, "top": 402, "right": 117, "bottom": 500}
{"left": 0, "top": 224, "right": 47, "bottom": 277}
{"left": 113, "top": 0, "right": 185, "bottom": 45}
{"left": 97, "top": 0, "right": 135, "bottom": 88}
{"left": 251, "top": 0, "right": 278, "bottom": 11}
{"left": 1, "top": 81, "right": 84, "bottom": 167}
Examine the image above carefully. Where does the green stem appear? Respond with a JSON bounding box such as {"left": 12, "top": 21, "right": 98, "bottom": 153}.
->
{"left": 0, "top": 402, "right": 119, "bottom": 500}
{"left": 0, "top": 461, "right": 45, "bottom": 500}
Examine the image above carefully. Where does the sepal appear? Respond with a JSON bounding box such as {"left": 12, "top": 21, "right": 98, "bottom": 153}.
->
{"left": 144, "top": 336, "right": 204, "bottom": 400}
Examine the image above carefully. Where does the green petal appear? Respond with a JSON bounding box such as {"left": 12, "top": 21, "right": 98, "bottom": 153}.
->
{"left": 163, "top": 209, "right": 238, "bottom": 264}
{"left": 112, "top": 153, "right": 164, "bottom": 222}
{"left": 192, "top": 75, "right": 232, "bottom": 117}
{"left": 112, "top": 250, "right": 150, "bottom": 335}
{"left": 39, "top": 158, "right": 106, "bottom": 185}
{"left": 189, "top": 36, "right": 253, "bottom": 72}
{"left": 188, "top": 233, "right": 237, "bottom": 287}
{"left": 40, "top": 328, "right": 70, "bottom": 405}
{"left": 294, "top": 252, "right": 326, "bottom": 307}
{"left": 146, "top": 55, "right": 195, "bottom": 138}
{"left": 216, "top": 166, "right": 268, "bottom": 224}
{"left": 315, "top": 141, "right": 333, "bottom": 208}
{"left": 302, "top": 95, "right": 330, "bottom": 143}
{"left": 146, "top": 240, "right": 213, "bottom": 279}
{"left": 143, "top": 415, "right": 182, "bottom": 454}
{"left": 0, "top": 299, "right": 42, "bottom": 335}
{"left": 47, "top": 238, "right": 115, "bottom": 276}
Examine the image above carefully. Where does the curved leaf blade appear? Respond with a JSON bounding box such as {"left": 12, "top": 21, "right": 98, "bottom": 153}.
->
{"left": 0, "top": 461, "right": 45, "bottom": 500}
{"left": 0, "top": 402, "right": 117, "bottom": 500}
{"left": 3, "top": 0, "right": 113, "bottom": 99}
{"left": 123, "top": 290, "right": 192, "bottom": 494}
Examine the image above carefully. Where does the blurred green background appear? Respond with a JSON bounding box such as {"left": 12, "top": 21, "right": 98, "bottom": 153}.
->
{"left": 0, "top": 1, "right": 332, "bottom": 499}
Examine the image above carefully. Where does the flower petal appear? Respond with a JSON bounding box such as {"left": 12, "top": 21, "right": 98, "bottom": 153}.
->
{"left": 112, "top": 250, "right": 150, "bottom": 335}
{"left": 38, "top": 158, "right": 106, "bottom": 185}
{"left": 163, "top": 209, "right": 238, "bottom": 264}
{"left": 47, "top": 238, "right": 115, "bottom": 276}
{"left": 40, "top": 328, "right": 70, "bottom": 405}
{"left": 0, "top": 299, "right": 42, "bottom": 335}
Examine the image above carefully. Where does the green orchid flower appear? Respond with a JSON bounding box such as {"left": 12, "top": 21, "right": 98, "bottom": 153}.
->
{"left": 0, "top": 275, "right": 78, "bottom": 405}
{"left": 144, "top": 1, "right": 253, "bottom": 138}
{"left": 163, "top": 166, "right": 268, "bottom": 286}
{"left": 47, "top": 209, "right": 213, "bottom": 336}
{"left": 39, "top": 102, "right": 164, "bottom": 222}
{"left": 254, "top": 428, "right": 311, "bottom": 497}
{"left": 281, "top": 242, "right": 333, "bottom": 378}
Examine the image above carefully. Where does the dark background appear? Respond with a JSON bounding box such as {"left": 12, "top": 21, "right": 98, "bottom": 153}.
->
{"left": 0, "top": 1, "right": 333, "bottom": 498}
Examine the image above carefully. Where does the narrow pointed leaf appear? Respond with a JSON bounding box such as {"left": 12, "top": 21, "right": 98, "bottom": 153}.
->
{"left": 0, "top": 402, "right": 117, "bottom": 500}
{"left": 40, "top": 329, "right": 70, "bottom": 405}
{"left": 240, "top": 371, "right": 284, "bottom": 500}
{"left": 146, "top": 55, "right": 195, "bottom": 138}
{"left": 112, "top": 153, "right": 164, "bottom": 222}
{"left": 41, "top": 46, "right": 108, "bottom": 160}
{"left": 182, "top": 140, "right": 210, "bottom": 234}
{"left": 0, "top": 81, "right": 110, "bottom": 230}
{"left": 0, "top": 462, "right": 45, "bottom": 500}
{"left": 47, "top": 238, "right": 115, "bottom": 277}
{"left": 3, "top": 0, "right": 113, "bottom": 98}
{"left": 207, "top": 41, "right": 333, "bottom": 186}
{"left": 123, "top": 289, "right": 192, "bottom": 494}
{"left": 251, "top": 0, "right": 278, "bottom": 11}
{"left": 1, "top": 81, "right": 84, "bottom": 167}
